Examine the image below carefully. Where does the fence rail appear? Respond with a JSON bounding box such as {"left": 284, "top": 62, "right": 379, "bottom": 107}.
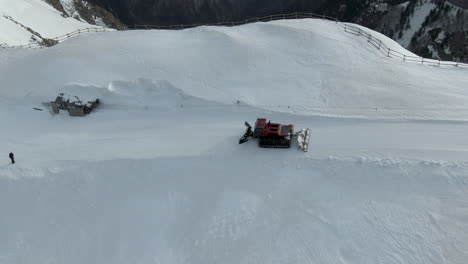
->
{"left": 0, "top": 12, "right": 466, "bottom": 69}
{"left": 127, "top": 12, "right": 338, "bottom": 30}
{"left": 0, "top": 27, "right": 112, "bottom": 49}
{"left": 342, "top": 24, "right": 468, "bottom": 68}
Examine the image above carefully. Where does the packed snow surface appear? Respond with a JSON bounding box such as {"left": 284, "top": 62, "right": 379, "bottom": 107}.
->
{"left": 1, "top": 18, "right": 468, "bottom": 264}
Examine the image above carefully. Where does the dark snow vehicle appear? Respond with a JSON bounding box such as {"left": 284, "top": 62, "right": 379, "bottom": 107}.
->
{"left": 49, "top": 93, "right": 100, "bottom": 116}
{"left": 239, "top": 118, "right": 310, "bottom": 151}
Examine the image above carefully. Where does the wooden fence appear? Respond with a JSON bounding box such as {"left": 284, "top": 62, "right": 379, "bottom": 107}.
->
{"left": 0, "top": 12, "right": 466, "bottom": 68}
{"left": 0, "top": 27, "right": 112, "bottom": 49}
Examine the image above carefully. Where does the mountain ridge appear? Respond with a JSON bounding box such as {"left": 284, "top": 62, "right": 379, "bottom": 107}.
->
{"left": 52, "top": 0, "right": 466, "bottom": 62}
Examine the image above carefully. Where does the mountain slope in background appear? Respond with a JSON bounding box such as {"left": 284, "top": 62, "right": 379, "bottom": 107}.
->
{"left": 0, "top": 0, "right": 123, "bottom": 46}
{"left": 321, "top": 0, "right": 468, "bottom": 63}
{"left": 51, "top": 0, "right": 466, "bottom": 62}
{"left": 82, "top": 0, "right": 326, "bottom": 25}
{"left": 2, "top": 0, "right": 465, "bottom": 62}
{"left": 43, "top": 0, "right": 124, "bottom": 28}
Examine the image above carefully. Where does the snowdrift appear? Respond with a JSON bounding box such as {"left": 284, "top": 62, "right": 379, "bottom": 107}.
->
{"left": 60, "top": 79, "right": 221, "bottom": 109}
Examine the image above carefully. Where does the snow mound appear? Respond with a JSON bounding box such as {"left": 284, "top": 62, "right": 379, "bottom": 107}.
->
{"left": 59, "top": 79, "right": 220, "bottom": 108}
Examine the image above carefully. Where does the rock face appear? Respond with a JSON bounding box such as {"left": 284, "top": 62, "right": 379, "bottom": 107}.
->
{"left": 448, "top": 0, "right": 468, "bottom": 9}
{"left": 320, "top": 0, "right": 468, "bottom": 63}
{"left": 42, "top": 0, "right": 467, "bottom": 62}
{"left": 43, "top": 0, "right": 125, "bottom": 29}
{"left": 407, "top": 2, "right": 468, "bottom": 63}
{"left": 84, "top": 0, "right": 326, "bottom": 25}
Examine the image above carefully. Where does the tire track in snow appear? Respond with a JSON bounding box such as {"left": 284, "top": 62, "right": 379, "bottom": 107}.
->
{"left": 362, "top": 200, "right": 441, "bottom": 264}
{"left": 363, "top": 200, "right": 413, "bottom": 260}
{"left": 265, "top": 200, "right": 319, "bottom": 264}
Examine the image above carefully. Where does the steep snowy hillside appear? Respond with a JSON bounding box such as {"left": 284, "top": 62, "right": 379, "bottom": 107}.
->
{"left": 0, "top": 18, "right": 468, "bottom": 264}
{"left": 375, "top": 0, "right": 468, "bottom": 63}
{"left": 0, "top": 0, "right": 105, "bottom": 46}
{"left": 319, "top": 0, "right": 468, "bottom": 63}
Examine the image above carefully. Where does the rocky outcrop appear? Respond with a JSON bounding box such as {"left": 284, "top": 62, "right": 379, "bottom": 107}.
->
{"left": 44, "top": 0, "right": 67, "bottom": 14}
{"left": 72, "top": 0, "right": 126, "bottom": 29}
{"left": 448, "top": 0, "right": 468, "bottom": 9}
{"left": 409, "top": 2, "right": 468, "bottom": 62}
{"left": 319, "top": 0, "right": 468, "bottom": 63}
{"left": 43, "top": 0, "right": 125, "bottom": 29}
{"left": 84, "top": 0, "right": 327, "bottom": 25}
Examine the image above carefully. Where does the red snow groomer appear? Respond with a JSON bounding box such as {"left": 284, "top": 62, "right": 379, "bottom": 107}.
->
{"left": 239, "top": 118, "right": 310, "bottom": 152}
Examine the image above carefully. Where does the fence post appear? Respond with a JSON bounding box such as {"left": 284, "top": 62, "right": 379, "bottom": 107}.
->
{"left": 387, "top": 48, "right": 390, "bottom": 57}
{"left": 403, "top": 55, "right": 406, "bottom": 62}
{"left": 378, "top": 41, "right": 381, "bottom": 50}
{"left": 456, "top": 62, "right": 459, "bottom": 67}
{"left": 421, "top": 57, "right": 424, "bottom": 64}
{"left": 358, "top": 28, "right": 361, "bottom": 36}
{"left": 438, "top": 60, "right": 441, "bottom": 67}
{"left": 367, "top": 34, "right": 371, "bottom": 42}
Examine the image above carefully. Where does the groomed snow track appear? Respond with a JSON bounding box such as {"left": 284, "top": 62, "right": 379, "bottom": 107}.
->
{"left": 1, "top": 154, "right": 467, "bottom": 264}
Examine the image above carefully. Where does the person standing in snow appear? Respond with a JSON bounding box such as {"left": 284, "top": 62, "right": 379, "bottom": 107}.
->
{"left": 9, "top": 152, "right": 15, "bottom": 164}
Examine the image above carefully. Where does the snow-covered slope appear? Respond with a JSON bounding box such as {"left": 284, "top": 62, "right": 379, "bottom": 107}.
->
{"left": 1, "top": 19, "right": 467, "bottom": 120}
{"left": 1, "top": 19, "right": 468, "bottom": 264}
{"left": 0, "top": 0, "right": 100, "bottom": 46}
